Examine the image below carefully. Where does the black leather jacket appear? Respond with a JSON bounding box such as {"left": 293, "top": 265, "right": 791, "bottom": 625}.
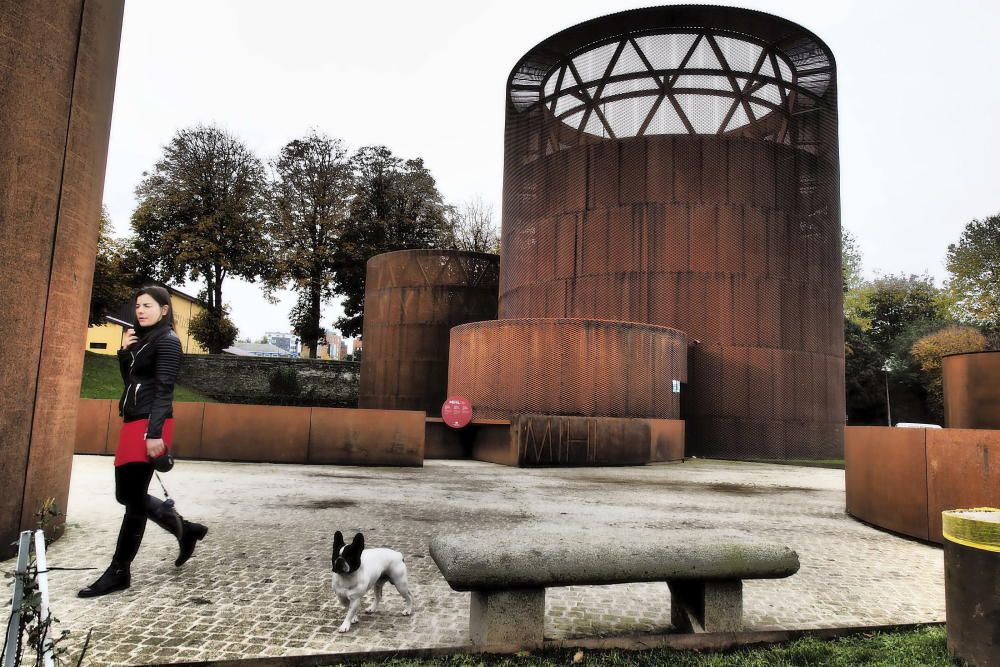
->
{"left": 117, "top": 326, "right": 182, "bottom": 439}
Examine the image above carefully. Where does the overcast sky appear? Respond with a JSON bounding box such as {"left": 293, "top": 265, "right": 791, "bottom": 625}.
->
{"left": 103, "top": 0, "right": 1000, "bottom": 340}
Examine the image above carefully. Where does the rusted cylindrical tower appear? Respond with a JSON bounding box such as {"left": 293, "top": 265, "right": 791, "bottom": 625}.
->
{"left": 359, "top": 249, "right": 500, "bottom": 416}
{"left": 499, "top": 6, "right": 843, "bottom": 459}
{"left": 449, "top": 318, "right": 687, "bottom": 420}
{"left": 0, "top": 0, "right": 124, "bottom": 557}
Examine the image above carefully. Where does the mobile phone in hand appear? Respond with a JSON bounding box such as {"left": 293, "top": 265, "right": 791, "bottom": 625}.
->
{"left": 105, "top": 315, "right": 134, "bottom": 329}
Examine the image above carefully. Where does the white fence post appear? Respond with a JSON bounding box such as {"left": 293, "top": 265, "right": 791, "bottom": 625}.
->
{"left": 2, "top": 531, "right": 32, "bottom": 667}
{"left": 33, "top": 531, "right": 54, "bottom": 667}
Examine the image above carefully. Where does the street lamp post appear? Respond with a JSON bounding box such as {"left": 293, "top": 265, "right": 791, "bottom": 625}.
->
{"left": 882, "top": 361, "right": 893, "bottom": 426}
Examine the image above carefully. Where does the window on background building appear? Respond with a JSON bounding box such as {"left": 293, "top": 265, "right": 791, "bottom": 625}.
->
{"left": 89, "top": 342, "right": 107, "bottom": 349}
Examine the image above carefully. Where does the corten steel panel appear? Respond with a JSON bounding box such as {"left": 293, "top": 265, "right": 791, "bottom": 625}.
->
{"left": 308, "top": 408, "right": 424, "bottom": 466}
{"left": 448, "top": 319, "right": 687, "bottom": 421}
{"left": 172, "top": 402, "right": 206, "bottom": 460}
{"left": 519, "top": 414, "right": 613, "bottom": 465}
{"left": 844, "top": 427, "right": 929, "bottom": 541}
{"left": 424, "top": 421, "right": 469, "bottom": 459}
{"left": 942, "top": 352, "right": 1000, "bottom": 429}
{"left": 512, "top": 414, "right": 684, "bottom": 466}
{"left": 105, "top": 414, "right": 123, "bottom": 456}
{"left": 649, "top": 419, "right": 685, "bottom": 462}
{"left": 0, "top": 0, "right": 124, "bottom": 555}
{"left": 200, "top": 404, "right": 311, "bottom": 463}
{"left": 74, "top": 399, "right": 113, "bottom": 455}
{"left": 359, "top": 250, "right": 499, "bottom": 416}
{"left": 470, "top": 424, "right": 518, "bottom": 466}
{"left": 926, "top": 429, "right": 1000, "bottom": 543}
{"left": 499, "top": 7, "right": 841, "bottom": 461}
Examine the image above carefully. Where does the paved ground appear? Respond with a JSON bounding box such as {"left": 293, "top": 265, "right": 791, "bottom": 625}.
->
{"left": 3, "top": 455, "right": 944, "bottom": 665}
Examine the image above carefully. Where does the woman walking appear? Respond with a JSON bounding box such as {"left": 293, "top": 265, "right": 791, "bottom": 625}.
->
{"left": 79, "top": 286, "right": 208, "bottom": 598}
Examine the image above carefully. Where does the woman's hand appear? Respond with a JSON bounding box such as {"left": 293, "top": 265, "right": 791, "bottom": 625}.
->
{"left": 146, "top": 438, "right": 166, "bottom": 458}
{"left": 121, "top": 328, "right": 138, "bottom": 349}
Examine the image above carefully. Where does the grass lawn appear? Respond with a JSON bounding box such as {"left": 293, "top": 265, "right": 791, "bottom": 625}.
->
{"left": 351, "top": 626, "right": 954, "bottom": 666}
{"left": 80, "top": 351, "right": 215, "bottom": 403}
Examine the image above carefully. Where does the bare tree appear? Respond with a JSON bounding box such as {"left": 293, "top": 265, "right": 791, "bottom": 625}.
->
{"left": 446, "top": 196, "right": 500, "bottom": 255}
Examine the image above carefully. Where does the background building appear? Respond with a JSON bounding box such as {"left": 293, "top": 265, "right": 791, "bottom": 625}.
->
{"left": 265, "top": 331, "right": 298, "bottom": 354}
{"left": 224, "top": 342, "right": 292, "bottom": 358}
{"left": 85, "top": 286, "right": 209, "bottom": 354}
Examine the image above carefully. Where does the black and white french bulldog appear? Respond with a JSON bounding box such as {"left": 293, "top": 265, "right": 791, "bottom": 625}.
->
{"left": 331, "top": 531, "right": 413, "bottom": 633}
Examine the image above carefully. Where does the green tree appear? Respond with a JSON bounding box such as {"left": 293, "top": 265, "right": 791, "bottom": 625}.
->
{"left": 266, "top": 132, "right": 353, "bottom": 358}
{"left": 946, "top": 212, "right": 1000, "bottom": 329}
{"left": 188, "top": 307, "right": 239, "bottom": 353}
{"left": 89, "top": 206, "right": 138, "bottom": 326}
{"left": 853, "top": 274, "right": 945, "bottom": 358}
{"left": 289, "top": 292, "right": 325, "bottom": 357}
{"left": 844, "top": 318, "right": 885, "bottom": 423}
{"left": 841, "top": 228, "right": 863, "bottom": 293}
{"left": 333, "top": 146, "right": 452, "bottom": 337}
{"left": 131, "top": 124, "right": 269, "bottom": 352}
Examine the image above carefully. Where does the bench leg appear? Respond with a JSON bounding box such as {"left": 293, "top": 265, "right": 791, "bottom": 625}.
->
{"left": 469, "top": 588, "right": 545, "bottom": 646}
{"left": 667, "top": 579, "right": 742, "bottom": 633}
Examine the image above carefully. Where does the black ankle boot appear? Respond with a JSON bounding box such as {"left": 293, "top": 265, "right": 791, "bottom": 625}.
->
{"left": 146, "top": 496, "right": 183, "bottom": 539}
{"left": 175, "top": 521, "right": 208, "bottom": 567}
{"left": 78, "top": 562, "right": 130, "bottom": 598}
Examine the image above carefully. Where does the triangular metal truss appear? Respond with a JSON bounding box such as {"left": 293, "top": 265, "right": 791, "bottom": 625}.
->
{"left": 525, "top": 29, "right": 830, "bottom": 140}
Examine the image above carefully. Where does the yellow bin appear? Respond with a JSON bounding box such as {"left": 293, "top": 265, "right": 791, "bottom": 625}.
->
{"left": 943, "top": 508, "right": 1000, "bottom": 666}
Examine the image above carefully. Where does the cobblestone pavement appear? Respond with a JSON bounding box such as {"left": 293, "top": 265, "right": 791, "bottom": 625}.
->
{"left": 3, "top": 456, "right": 944, "bottom": 665}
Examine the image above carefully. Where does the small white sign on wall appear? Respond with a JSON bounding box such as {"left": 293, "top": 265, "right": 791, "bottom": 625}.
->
{"left": 672, "top": 380, "right": 681, "bottom": 393}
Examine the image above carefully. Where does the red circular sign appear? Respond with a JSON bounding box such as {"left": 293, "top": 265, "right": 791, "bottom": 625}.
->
{"left": 441, "top": 395, "right": 473, "bottom": 429}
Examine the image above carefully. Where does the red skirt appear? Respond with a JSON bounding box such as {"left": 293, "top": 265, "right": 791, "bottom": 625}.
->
{"left": 114, "top": 418, "right": 174, "bottom": 467}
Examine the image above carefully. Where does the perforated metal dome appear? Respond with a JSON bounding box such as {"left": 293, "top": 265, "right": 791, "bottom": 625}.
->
{"left": 509, "top": 5, "right": 834, "bottom": 143}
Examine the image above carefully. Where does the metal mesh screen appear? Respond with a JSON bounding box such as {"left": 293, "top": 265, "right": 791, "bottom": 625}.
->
{"left": 359, "top": 250, "right": 500, "bottom": 416}
{"left": 448, "top": 319, "right": 687, "bottom": 420}
{"left": 499, "top": 6, "right": 843, "bottom": 459}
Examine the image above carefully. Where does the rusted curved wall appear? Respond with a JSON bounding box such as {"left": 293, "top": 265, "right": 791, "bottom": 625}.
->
{"left": 499, "top": 6, "right": 843, "bottom": 459}
{"left": 942, "top": 351, "right": 1000, "bottom": 430}
{"left": 448, "top": 319, "right": 687, "bottom": 420}
{"left": 845, "top": 426, "right": 1000, "bottom": 543}
{"left": 359, "top": 250, "right": 499, "bottom": 416}
{"left": 0, "top": 0, "right": 124, "bottom": 558}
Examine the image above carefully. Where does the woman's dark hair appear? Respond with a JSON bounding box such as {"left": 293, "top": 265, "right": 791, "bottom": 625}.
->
{"left": 134, "top": 285, "right": 175, "bottom": 328}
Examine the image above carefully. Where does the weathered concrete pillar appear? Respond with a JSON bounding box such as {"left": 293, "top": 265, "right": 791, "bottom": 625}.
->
{"left": 668, "top": 579, "right": 744, "bottom": 633}
{"left": 0, "top": 0, "right": 124, "bottom": 558}
{"left": 469, "top": 589, "right": 545, "bottom": 646}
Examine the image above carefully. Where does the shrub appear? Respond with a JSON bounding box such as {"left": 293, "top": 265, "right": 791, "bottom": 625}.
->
{"left": 910, "top": 326, "right": 988, "bottom": 419}
{"left": 268, "top": 366, "right": 301, "bottom": 396}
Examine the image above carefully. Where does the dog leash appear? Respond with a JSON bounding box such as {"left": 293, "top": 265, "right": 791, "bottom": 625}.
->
{"left": 154, "top": 471, "right": 176, "bottom": 510}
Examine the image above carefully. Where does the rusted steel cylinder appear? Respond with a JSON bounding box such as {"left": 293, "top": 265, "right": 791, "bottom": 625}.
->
{"left": 500, "top": 6, "right": 842, "bottom": 459}
{"left": 359, "top": 250, "right": 499, "bottom": 416}
{"left": 943, "top": 351, "right": 1000, "bottom": 429}
{"left": 448, "top": 318, "right": 687, "bottom": 420}
{"left": 0, "top": 0, "right": 125, "bottom": 557}
{"left": 942, "top": 508, "right": 1000, "bottom": 667}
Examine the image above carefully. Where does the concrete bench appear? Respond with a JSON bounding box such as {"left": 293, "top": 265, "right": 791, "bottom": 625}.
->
{"left": 429, "top": 528, "right": 799, "bottom": 645}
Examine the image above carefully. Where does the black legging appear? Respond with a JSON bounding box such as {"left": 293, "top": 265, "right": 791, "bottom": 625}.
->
{"left": 113, "top": 463, "right": 177, "bottom": 565}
